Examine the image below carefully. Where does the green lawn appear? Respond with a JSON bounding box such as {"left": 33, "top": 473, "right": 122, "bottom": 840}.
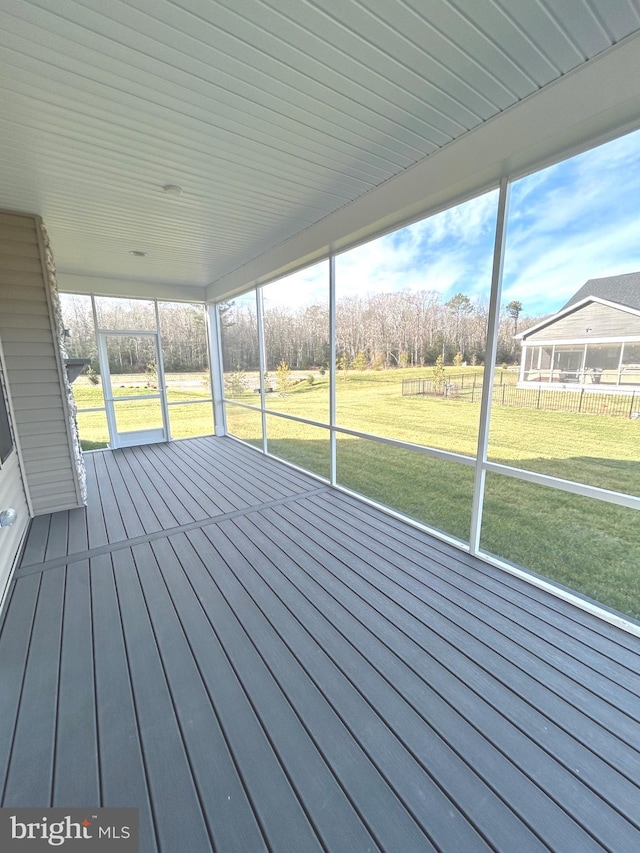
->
{"left": 226, "top": 367, "right": 640, "bottom": 621}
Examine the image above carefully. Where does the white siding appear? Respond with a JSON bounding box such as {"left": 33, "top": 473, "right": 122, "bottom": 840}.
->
{"left": 0, "top": 211, "right": 81, "bottom": 515}
{"left": 526, "top": 302, "right": 640, "bottom": 343}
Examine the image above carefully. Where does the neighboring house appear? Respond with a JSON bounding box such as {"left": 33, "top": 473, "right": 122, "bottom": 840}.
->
{"left": 516, "top": 272, "right": 640, "bottom": 387}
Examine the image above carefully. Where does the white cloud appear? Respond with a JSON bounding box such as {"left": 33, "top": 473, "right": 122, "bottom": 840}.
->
{"left": 261, "top": 259, "right": 330, "bottom": 309}
{"left": 502, "top": 127, "right": 640, "bottom": 314}
{"left": 334, "top": 189, "right": 498, "bottom": 302}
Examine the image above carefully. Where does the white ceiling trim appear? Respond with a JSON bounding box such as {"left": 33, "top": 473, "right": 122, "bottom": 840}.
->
{"left": 58, "top": 272, "right": 207, "bottom": 303}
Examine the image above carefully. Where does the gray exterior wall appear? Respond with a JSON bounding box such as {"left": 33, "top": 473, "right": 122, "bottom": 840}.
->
{"left": 525, "top": 301, "right": 640, "bottom": 343}
{"left": 0, "top": 211, "right": 82, "bottom": 515}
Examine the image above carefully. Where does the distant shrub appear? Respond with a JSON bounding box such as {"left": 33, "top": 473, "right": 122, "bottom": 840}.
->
{"left": 276, "top": 360, "right": 292, "bottom": 395}
{"left": 352, "top": 351, "right": 368, "bottom": 371}
{"left": 86, "top": 365, "right": 100, "bottom": 386}
{"left": 432, "top": 355, "right": 446, "bottom": 392}
{"left": 338, "top": 353, "right": 350, "bottom": 380}
{"left": 225, "top": 367, "right": 247, "bottom": 396}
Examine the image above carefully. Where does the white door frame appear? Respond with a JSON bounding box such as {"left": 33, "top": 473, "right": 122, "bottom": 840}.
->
{"left": 97, "top": 329, "right": 170, "bottom": 448}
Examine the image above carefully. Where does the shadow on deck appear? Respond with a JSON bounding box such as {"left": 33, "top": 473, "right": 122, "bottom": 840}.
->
{"left": 1, "top": 436, "right": 639, "bottom": 852}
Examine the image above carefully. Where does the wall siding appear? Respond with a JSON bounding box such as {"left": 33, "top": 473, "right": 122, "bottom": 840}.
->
{"left": 527, "top": 302, "right": 640, "bottom": 342}
{"left": 0, "top": 212, "right": 81, "bottom": 515}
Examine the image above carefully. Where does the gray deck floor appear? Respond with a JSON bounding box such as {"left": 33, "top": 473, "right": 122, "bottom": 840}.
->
{"left": 1, "top": 436, "right": 640, "bottom": 852}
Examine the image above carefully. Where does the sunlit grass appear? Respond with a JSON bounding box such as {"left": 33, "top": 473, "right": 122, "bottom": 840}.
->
{"left": 481, "top": 475, "right": 640, "bottom": 619}
{"left": 336, "top": 436, "right": 475, "bottom": 543}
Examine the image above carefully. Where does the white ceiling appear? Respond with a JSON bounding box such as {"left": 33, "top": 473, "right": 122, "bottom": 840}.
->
{"left": 1, "top": 0, "right": 640, "bottom": 301}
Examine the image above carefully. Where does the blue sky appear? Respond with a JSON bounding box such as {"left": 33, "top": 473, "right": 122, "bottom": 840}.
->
{"left": 502, "top": 127, "right": 640, "bottom": 314}
{"left": 262, "top": 126, "right": 640, "bottom": 318}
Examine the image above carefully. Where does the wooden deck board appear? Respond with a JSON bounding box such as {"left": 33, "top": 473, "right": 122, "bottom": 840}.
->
{"left": 0, "top": 573, "right": 40, "bottom": 799}
{"left": 44, "top": 512, "right": 68, "bottom": 562}
{"left": 90, "top": 553, "right": 157, "bottom": 853}
{"left": 53, "top": 560, "right": 101, "bottom": 805}
{"left": 138, "top": 443, "right": 227, "bottom": 519}
{"left": 92, "top": 452, "right": 128, "bottom": 545}
{"left": 19, "top": 513, "right": 50, "bottom": 565}
{"left": 278, "top": 497, "right": 640, "bottom": 769}
{"left": 2, "top": 567, "right": 64, "bottom": 807}
{"left": 168, "top": 530, "right": 421, "bottom": 853}
{"left": 111, "top": 547, "right": 214, "bottom": 853}
{"left": 84, "top": 452, "right": 108, "bottom": 549}
{"left": 139, "top": 540, "right": 269, "bottom": 853}
{"left": 19, "top": 437, "right": 324, "bottom": 569}
{"left": 67, "top": 506, "right": 89, "bottom": 555}
{"left": 111, "top": 446, "right": 181, "bottom": 531}
{"left": 148, "top": 540, "right": 321, "bottom": 851}
{"left": 2, "top": 436, "right": 639, "bottom": 852}
{"left": 318, "top": 490, "right": 640, "bottom": 670}
{"left": 149, "top": 532, "right": 320, "bottom": 853}
{"left": 183, "top": 525, "right": 488, "bottom": 852}
{"left": 101, "top": 450, "right": 147, "bottom": 539}
{"left": 236, "top": 507, "right": 638, "bottom": 847}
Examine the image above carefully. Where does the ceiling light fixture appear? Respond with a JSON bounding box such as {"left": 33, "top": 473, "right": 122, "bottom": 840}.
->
{"left": 162, "top": 184, "right": 182, "bottom": 196}
{"left": 129, "top": 250, "right": 147, "bottom": 257}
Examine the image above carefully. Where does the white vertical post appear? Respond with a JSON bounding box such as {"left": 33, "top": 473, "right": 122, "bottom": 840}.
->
{"left": 469, "top": 177, "right": 510, "bottom": 556}
{"left": 256, "top": 286, "right": 268, "bottom": 454}
{"left": 153, "top": 301, "right": 171, "bottom": 442}
{"left": 207, "top": 304, "right": 227, "bottom": 437}
{"left": 97, "top": 331, "right": 119, "bottom": 449}
{"left": 329, "top": 255, "right": 337, "bottom": 486}
{"left": 93, "top": 295, "right": 118, "bottom": 449}
{"left": 617, "top": 343, "right": 625, "bottom": 385}
{"left": 519, "top": 346, "right": 526, "bottom": 383}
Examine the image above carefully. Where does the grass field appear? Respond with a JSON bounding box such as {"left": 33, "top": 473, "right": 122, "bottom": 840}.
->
{"left": 72, "top": 367, "right": 640, "bottom": 619}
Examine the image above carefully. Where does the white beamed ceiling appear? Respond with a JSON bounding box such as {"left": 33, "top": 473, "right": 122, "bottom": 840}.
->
{"left": 1, "top": 0, "right": 640, "bottom": 301}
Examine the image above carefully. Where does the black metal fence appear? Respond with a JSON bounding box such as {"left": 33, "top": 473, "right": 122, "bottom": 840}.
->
{"left": 402, "top": 374, "right": 640, "bottom": 418}
{"left": 402, "top": 371, "right": 511, "bottom": 400}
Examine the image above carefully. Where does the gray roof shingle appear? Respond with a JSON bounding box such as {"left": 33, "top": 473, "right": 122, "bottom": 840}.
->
{"left": 563, "top": 272, "right": 640, "bottom": 311}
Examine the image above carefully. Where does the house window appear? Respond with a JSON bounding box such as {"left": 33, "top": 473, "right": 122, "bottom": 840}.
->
{"left": 622, "top": 343, "right": 640, "bottom": 370}
{"left": 584, "top": 344, "right": 621, "bottom": 371}
{"left": 0, "top": 372, "right": 13, "bottom": 465}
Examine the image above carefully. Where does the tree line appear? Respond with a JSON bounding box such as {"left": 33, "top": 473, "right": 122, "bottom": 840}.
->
{"left": 61, "top": 291, "right": 544, "bottom": 377}
{"left": 221, "top": 291, "right": 544, "bottom": 372}
{"left": 61, "top": 297, "right": 209, "bottom": 374}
